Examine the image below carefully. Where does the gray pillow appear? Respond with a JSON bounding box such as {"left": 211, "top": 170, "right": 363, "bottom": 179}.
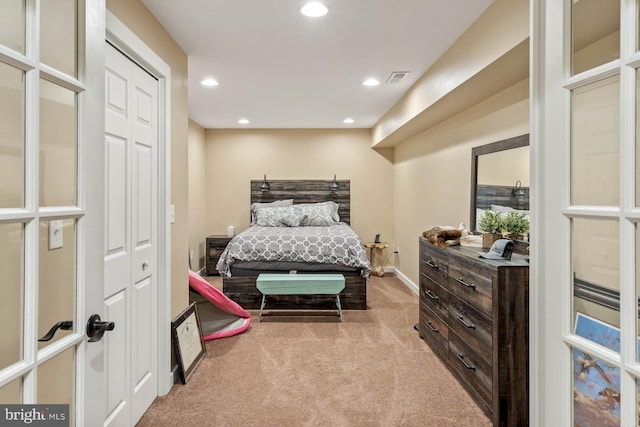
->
{"left": 250, "top": 199, "right": 294, "bottom": 224}
{"left": 254, "top": 206, "right": 304, "bottom": 227}
{"left": 294, "top": 203, "right": 339, "bottom": 226}
{"left": 294, "top": 201, "right": 340, "bottom": 223}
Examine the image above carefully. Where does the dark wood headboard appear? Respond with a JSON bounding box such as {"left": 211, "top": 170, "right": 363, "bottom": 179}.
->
{"left": 250, "top": 179, "right": 351, "bottom": 224}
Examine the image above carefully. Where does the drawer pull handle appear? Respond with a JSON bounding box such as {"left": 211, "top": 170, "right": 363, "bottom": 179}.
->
{"left": 456, "top": 315, "right": 476, "bottom": 329}
{"left": 425, "top": 290, "right": 439, "bottom": 301}
{"left": 426, "top": 321, "right": 439, "bottom": 333}
{"left": 457, "top": 353, "right": 476, "bottom": 371}
{"left": 425, "top": 260, "right": 439, "bottom": 269}
{"left": 456, "top": 277, "right": 476, "bottom": 289}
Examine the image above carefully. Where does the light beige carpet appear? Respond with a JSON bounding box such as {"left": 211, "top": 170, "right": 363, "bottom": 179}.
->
{"left": 137, "top": 275, "right": 491, "bottom": 427}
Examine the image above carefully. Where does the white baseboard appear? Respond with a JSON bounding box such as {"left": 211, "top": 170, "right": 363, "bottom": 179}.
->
{"left": 391, "top": 267, "right": 418, "bottom": 294}
{"left": 170, "top": 364, "right": 180, "bottom": 386}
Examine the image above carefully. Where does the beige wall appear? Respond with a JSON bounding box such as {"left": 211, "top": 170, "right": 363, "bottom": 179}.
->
{"left": 204, "top": 129, "right": 394, "bottom": 250}
{"left": 373, "top": 0, "right": 529, "bottom": 146}
{"left": 107, "top": 0, "right": 189, "bottom": 318}
{"left": 188, "top": 120, "right": 207, "bottom": 272}
{"left": 393, "top": 79, "right": 529, "bottom": 286}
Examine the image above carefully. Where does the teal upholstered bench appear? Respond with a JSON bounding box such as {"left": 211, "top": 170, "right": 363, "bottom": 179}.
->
{"left": 256, "top": 274, "right": 346, "bottom": 322}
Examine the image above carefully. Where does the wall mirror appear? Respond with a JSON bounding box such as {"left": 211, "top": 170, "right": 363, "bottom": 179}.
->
{"left": 470, "top": 134, "right": 530, "bottom": 239}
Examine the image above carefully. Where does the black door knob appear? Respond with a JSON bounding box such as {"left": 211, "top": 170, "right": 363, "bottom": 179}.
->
{"left": 86, "top": 314, "right": 115, "bottom": 342}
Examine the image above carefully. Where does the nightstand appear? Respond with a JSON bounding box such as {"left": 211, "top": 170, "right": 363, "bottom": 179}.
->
{"left": 205, "top": 235, "right": 232, "bottom": 275}
{"left": 364, "top": 241, "right": 389, "bottom": 277}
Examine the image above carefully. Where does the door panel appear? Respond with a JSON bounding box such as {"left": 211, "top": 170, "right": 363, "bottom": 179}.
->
{"left": 132, "top": 277, "right": 155, "bottom": 423}
{"left": 105, "top": 291, "right": 128, "bottom": 426}
{"left": 130, "top": 61, "right": 158, "bottom": 425}
{"left": 104, "top": 42, "right": 158, "bottom": 427}
{"left": 105, "top": 133, "right": 130, "bottom": 300}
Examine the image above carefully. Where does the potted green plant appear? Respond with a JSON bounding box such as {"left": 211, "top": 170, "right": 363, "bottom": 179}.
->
{"left": 477, "top": 209, "right": 503, "bottom": 248}
{"left": 502, "top": 211, "right": 530, "bottom": 240}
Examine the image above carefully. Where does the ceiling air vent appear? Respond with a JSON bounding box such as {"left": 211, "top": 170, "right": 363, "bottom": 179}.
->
{"left": 386, "top": 71, "right": 410, "bottom": 83}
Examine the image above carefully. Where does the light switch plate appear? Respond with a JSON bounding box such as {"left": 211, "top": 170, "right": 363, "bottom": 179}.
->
{"left": 49, "top": 220, "right": 63, "bottom": 250}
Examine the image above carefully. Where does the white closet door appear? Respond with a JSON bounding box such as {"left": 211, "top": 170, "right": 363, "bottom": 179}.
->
{"left": 104, "top": 42, "right": 158, "bottom": 427}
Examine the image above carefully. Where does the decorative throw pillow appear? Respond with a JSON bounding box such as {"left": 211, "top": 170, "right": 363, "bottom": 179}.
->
{"left": 294, "top": 203, "right": 339, "bottom": 226}
{"left": 254, "top": 206, "right": 304, "bottom": 227}
{"left": 250, "top": 199, "right": 294, "bottom": 224}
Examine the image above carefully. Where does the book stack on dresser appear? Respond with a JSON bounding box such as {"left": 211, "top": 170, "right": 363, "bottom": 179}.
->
{"left": 418, "top": 236, "right": 529, "bottom": 426}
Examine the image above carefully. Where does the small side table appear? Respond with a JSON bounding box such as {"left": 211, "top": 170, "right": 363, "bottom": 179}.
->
{"left": 364, "top": 242, "right": 388, "bottom": 277}
{"left": 206, "top": 235, "right": 233, "bottom": 275}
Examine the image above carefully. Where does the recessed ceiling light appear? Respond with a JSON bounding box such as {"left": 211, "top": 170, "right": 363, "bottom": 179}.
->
{"left": 238, "top": 118, "right": 250, "bottom": 124}
{"left": 201, "top": 78, "right": 219, "bottom": 87}
{"left": 362, "top": 78, "right": 380, "bottom": 87}
{"left": 301, "top": 2, "right": 328, "bottom": 17}
{"left": 343, "top": 118, "right": 354, "bottom": 124}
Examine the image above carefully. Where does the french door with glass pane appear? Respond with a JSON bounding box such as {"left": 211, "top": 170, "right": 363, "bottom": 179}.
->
{"left": 533, "top": 0, "right": 640, "bottom": 424}
{"left": 0, "top": 1, "right": 106, "bottom": 425}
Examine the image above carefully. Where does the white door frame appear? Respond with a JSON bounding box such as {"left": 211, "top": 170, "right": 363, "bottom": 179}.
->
{"left": 105, "top": 11, "right": 173, "bottom": 396}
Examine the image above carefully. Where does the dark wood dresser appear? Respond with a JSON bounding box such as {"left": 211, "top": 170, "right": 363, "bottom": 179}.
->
{"left": 418, "top": 236, "right": 529, "bottom": 426}
{"left": 206, "top": 235, "right": 232, "bottom": 275}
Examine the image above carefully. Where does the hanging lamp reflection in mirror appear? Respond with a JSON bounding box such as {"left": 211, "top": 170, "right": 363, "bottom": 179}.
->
{"left": 512, "top": 180, "right": 526, "bottom": 198}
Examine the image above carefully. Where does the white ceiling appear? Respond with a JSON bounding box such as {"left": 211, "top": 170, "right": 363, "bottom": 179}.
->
{"left": 140, "top": 0, "right": 494, "bottom": 129}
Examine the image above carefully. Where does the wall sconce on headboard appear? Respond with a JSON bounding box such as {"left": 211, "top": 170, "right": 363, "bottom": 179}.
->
{"left": 512, "top": 180, "right": 526, "bottom": 198}
{"left": 330, "top": 174, "right": 339, "bottom": 192}
{"left": 260, "top": 174, "right": 270, "bottom": 192}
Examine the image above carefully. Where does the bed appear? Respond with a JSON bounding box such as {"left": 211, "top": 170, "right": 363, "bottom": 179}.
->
{"left": 219, "top": 179, "right": 370, "bottom": 310}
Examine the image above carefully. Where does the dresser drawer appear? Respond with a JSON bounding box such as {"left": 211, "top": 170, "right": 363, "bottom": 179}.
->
{"left": 419, "top": 254, "right": 448, "bottom": 289}
{"left": 420, "top": 273, "right": 449, "bottom": 319}
{"left": 449, "top": 331, "right": 493, "bottom": 407}
{"left": 448, "top": 295, "right": 492, "bottom": 363}
{"left": 419, "top": 304, "right": 449, "bottom": 360}
{"left": 448, "top": 258, "right": 493, "bottom": 317}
